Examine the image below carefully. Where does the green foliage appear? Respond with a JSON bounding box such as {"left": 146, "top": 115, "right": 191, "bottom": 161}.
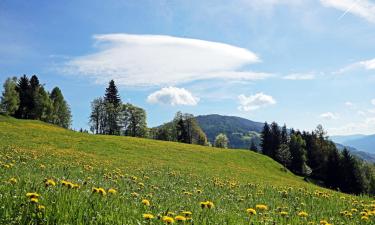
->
{"left": 120, "top": 103, "right": 148, "bottom": 137}
{"left": 153, "top": 112, "right": 208, "bottom": 146}
{"left": 0, "top": 77, "right": 19, "bottom": 115}
{"left": 289, "top": 134, "right": 308, "bottom": 176}
{"left": 50, "top": 87, "right": 72, "bottom": 128}
{"left": 1, "top": 75, "right": 71, "bottom": 128}
{"left": 214, "top": 133, "right": 229, "bottom": 148}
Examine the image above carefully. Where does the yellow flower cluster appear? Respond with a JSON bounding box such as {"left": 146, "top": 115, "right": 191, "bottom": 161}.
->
{"left": 200, "top": 201, "right": 214, "bottom": 209}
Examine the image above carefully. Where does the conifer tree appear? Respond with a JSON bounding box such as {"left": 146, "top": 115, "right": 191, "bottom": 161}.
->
{"left": 260, "top": 122, "right": 272, "bottom": 156}
{"left": 104, "top": 80, "right": 121, "bottom": 135}
{"left": 15, "top": 75, "right": 31, "bottom": 119}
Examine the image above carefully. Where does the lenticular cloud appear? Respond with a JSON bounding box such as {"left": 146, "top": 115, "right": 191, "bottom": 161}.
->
{"left": 64, "top": 34, "right": 269, "bottom": 86}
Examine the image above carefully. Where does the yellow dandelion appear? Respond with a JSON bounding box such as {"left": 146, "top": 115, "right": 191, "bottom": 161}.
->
{"left": 162, "top": 216, "right": 175, "bottom": 224}
{"left": 9, "top": 177, "right": 17, "bottom": 184}
{"left": 280, "top": 211, "right": 288, "bottom": 217}
{"left": 175, "top": 215, "right": 186, "bottom": 222}
{"left": 143, "top": 213, "right": 154, "bottom": 220}
{"left": 298, "top": 211, "right": 308, "bottom": 218}
{"left": 38, "top": 205, "right": 45, "bottom": 210}
{"left": 26, "top": 192, "right": 40, "bottom": 198}
{"left": 45, "top": 179, "right": 56, "bottom": 187}
{"left": 182, "top": 211, "right": 192, "bottom": 217}
{"left": 246, "top": 208, "right": 257, "bottom": 215}
{"left": 256, "top": 204, "right": 268, "bottom": 211}
{"left": 142, "top": 199, "right": 150, "bottom": 206}
{"left": 320, "top": 220, "right": 329, "bottom": 225}
{"left": 108, "top": 188, "right": 117, "bottom": 194}
{"left": 30, "top": 197, "right": 38, "bottom": 203}
{"left": 361, "top": 216, "right": 369, "bottom": 221}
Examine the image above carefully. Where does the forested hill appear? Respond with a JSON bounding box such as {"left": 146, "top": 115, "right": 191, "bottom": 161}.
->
{"left": 195, "top": 114, "right": 264, "bottom": 149}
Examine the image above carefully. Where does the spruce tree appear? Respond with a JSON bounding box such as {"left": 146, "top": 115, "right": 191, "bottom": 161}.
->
{"left": 29, "top": 75, "right": 40, "bottom": 119}
{"left": 15, "top": 75, "right": 31, "bottom": 119}
{"left": 104, "top": 80, "right": 121, "bottom": 135}
{"left": 104, "top": 80, "right": 121, "bottom": 108}
{"left": 270, "top": 122, "right": 281, "bottom": 159}
{"left": 260, "top": 122, "right": 272, "bottom": 156}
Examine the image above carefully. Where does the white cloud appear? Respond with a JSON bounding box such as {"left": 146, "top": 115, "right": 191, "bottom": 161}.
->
{"left": 336, "top": 58, "right": 375, "bottom": 74}
{"left": 371, "top": 98, "right": 375, "bottom": 105}
{"left": 64, "top": 34, "right": 271, "bottom": 87}
{"left": 345, "top": 101, "right": 354, "bottom": 107}
{"left": 238, "top": 93, "right": 276, "bottom": 111}
{"left": 147, "top": 87, "right": 199, "bottom": 106}
{"left": 283, "top": 73, "right": 315, "bottom": 80}
{"left": 328, "top": 117, "right": 375, "bottom": 135}
{"left": 320, "top": 0, "right": 375, "bottom": 23}
{"left": 320, "top": 112, "right": 340, "bottom": 120}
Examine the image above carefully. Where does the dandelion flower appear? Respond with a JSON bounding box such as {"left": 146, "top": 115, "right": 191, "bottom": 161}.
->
{"left": 361, "top": 216, "right": 369, "bottom": 221}
{"left": 143, "top": 213, "right": 154, "bottom": 220}
{"left": 162, "top": 216, "right": 175, "bottom": 224}
{"left": 280, "top": 211, "right": 288, "bottom": 217}
{"left": 108, "top": 188, "right": 117, "bottom": 194}
{"left": 298, "top": 211, "right": 308, "bottom": 218}
{"left": 175, "top": 215, "right": 186, "bottom": 222}
{"left": 30, "top": 198, "right": 39, "bottom": 203}
{"left": 246, "top": 208, "right": 257, "bottom": 215}
{"left": 142, "top": 199, "right": 150, "bottom": 206}
{"left": 26, "top": 192, "right": 40, "bottom": 198}
{"left": 182, "top": 211, "right": 192, "bottom": 217}
{"left": 45, "top": 179, "right": 56, "bottom": 187}
{"left": 9, "top": 177, "right": 17, "bottom": 184}
{"left": 256, "top": 204, "right": 268, "bottom": 211}
{"left": 38, "top": 205, "right": 45, "bottom": 210}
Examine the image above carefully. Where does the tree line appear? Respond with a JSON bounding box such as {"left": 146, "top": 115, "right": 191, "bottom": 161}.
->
{"left": 0, "top": 75, "right": 72, "bottom": 128}
{"left": 260, "top": 122, "right": 375, "bottom": 195}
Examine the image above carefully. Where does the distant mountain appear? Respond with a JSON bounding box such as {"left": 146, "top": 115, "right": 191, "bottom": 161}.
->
{"left": 335, "top": 143, "right": 375, "bottom": 163}
{"left": 195, "top": 114, "right": 264, "bottom": 149}
{"left": 331, "top": 134, "right": 367, "bottom": 145}
{"left": 331, "top": 134, "right": 375, "bottom": 154}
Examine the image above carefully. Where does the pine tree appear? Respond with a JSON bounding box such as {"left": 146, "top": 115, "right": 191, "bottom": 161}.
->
{"left": 281, "top": 124, "right": 288, "bottom": 145}
{"left": 261, "top": 122, "right": 272, "bottom": 156}
{"left": 325, "top": 148, "right": 342, "bottom": 190}
{"left": 104, "top": 80, "right": 121, "bottom": 135}
{"left": 270, "top": 122, "right": 281, "bottom": 159}
{"left": 15, "top": 75, "right": 31, "bottom": 119}
{"left": 340, "top": 149, "right": 364, "bottom": 194}
{"left": 0, "top": 77, "right": 20, "bottom": 115}
{"left": 29, "top": 75, "right": 40, "bottom": 119}
{"left": 104, "top": 80, "right": 121, "bottom": 108}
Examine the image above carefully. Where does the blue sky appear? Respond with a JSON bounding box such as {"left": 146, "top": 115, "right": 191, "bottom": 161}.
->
{"left": 1, "top": 0, "right": 375, "bottom": 135}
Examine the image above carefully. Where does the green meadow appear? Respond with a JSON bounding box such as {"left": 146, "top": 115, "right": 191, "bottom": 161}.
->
{"left": 0, "top": 116, "right": 373, "bottom": 224}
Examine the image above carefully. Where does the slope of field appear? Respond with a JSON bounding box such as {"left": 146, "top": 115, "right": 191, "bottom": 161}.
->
{"left": 0, "top": 116, "right": 373, "bottom": 224}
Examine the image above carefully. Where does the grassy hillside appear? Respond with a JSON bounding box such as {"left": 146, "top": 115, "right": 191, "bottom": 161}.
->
{"left": 0, "top": 116, "right": 373, "bottom": 224}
